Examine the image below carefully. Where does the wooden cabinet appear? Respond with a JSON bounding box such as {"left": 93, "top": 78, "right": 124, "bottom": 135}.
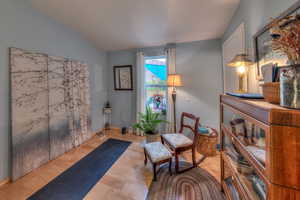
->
{"left": 220, "top": 95, "right": 300, "bottom": 200}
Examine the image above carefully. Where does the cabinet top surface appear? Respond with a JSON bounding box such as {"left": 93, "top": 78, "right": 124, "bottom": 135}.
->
{"left": 221, "top": 94, "right": 300, "bottom": 127}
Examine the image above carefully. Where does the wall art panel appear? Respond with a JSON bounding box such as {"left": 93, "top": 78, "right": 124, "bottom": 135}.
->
{"left": 10, "top": 48, "right": 50, "bottom": 181}
{"left": 69, "top": 60, "right": 91, "bottom": 147}
{"left": 10, "top": 48, "right": 91, "bottom": 180}
{"left": 48, "top": 56, "right": 73, "bottom": 160}
{"left": 78, "top": 62, "right": 91, "bottom": 142}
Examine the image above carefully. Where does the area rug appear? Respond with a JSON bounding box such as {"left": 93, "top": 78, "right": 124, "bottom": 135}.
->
{"left": 28, "top": 138, "right": 131, "bottom": 200}
{"left": 146, "top": 162, "right": 225, "bottom": 200}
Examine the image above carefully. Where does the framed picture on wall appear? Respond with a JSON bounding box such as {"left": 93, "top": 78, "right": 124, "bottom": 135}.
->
{"left": 253, "top": 2, "right": 300, "bottom": 80}
{"left": 113, "top": 65, "right": 133, "bottom": 90}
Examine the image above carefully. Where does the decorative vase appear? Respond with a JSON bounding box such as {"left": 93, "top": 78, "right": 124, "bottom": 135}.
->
{"left": 280, "top": 64, "right": 300, "bottom": 109}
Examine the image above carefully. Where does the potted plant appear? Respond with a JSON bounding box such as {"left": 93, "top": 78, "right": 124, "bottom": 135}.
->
{"left": 133, "top": 106, "right": 168, "bottom": 143}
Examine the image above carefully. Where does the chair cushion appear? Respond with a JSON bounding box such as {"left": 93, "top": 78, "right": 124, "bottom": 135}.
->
{"left": 145, "top": 142, "right": 172, "bottom": 163}
{"left": 162, "top": 133, "right": 193, "bottom": 149}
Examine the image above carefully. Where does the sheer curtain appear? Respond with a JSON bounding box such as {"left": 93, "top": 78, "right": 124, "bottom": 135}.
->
{"left": 136, "top": 51, "right": 145, "bottom": 136}
{"left": 166, "top": 47, "right": 176, "bottom": 133}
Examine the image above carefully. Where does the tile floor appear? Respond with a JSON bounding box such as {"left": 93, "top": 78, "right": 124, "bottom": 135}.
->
{"left": 0, "top": 130, "right": 220, "bottom": 200}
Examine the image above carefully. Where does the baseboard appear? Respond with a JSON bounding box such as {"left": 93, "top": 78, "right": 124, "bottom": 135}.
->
{"left": 94, "top": 127, "right": 119, "bottom": 136}
{"left": 104, "top": 126, "right": 139, "bottom": 135}
{"left": 0, "top": 178, "right": 10, "bottom": 187}
{"left": 92, "top": 130, "right": 103, "bottom": 135}
{"left": 109, "top": 126, "right": 121, "bottom": 131}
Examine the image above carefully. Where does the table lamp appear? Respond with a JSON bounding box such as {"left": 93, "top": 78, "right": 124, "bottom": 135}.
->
{"left": 227, "top": 54, "right": 253, "bottom": 93}
{"left": 167, "top": 74, "right": 183, "bottom": 132}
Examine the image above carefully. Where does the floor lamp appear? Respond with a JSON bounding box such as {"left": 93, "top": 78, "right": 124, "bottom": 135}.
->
{"left": 167, "top": 74, "right": 183, "bottom": 132}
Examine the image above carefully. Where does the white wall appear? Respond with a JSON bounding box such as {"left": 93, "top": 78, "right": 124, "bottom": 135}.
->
{"left": 222, "top": 23, "right": 245, "bottom": 93}
{"left": 0, "top": 0, "right": 108, "bottom": 181}
{"left": 108, "top": 40, "right": 223, "bottom": 131}
{"left": 176, "top": 40, "right": 223, "bottom": 129}
{"left": 107, "top": 50, "right": 136, "bottom": 128}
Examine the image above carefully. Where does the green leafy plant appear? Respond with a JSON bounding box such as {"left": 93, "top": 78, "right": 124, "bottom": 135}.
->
{"left": 133, "top": 106, "right": 168, "bottom": 135}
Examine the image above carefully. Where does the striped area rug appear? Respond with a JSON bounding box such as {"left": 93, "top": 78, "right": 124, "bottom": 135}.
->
{"left": 146, "top": 162, "right": 225, "bottom": 200}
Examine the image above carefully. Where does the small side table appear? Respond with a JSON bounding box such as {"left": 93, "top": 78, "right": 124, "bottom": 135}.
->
{"left": 103, "top": 107, "right": 112, "bottom": 132}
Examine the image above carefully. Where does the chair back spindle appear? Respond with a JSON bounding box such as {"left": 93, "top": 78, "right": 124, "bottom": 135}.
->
{"left": 179, "top": 112, "right": 200, "bottom": 144}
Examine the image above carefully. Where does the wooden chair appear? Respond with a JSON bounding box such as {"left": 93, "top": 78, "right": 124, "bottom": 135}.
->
{"left": 161, "top": 112, "right": 204, "bottom": 173}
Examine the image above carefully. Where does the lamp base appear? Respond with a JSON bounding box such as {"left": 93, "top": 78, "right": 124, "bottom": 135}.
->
{"left": 237, "top": 73, "right": 248, "bottom": 93}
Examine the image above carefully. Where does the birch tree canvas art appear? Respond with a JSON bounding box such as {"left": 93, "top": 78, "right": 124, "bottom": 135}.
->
{"left": 48, "top": 56, "right": 73, "bottom": 160}
{"left": 10, "top": 48, "right": 91, "bottom": 181}
{"left": 10, "top": 48, "right": 50, "bottom": 181}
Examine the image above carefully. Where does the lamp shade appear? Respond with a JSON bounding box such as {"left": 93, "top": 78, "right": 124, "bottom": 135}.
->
{"left": 227, "top": 54, "right": 254, "bottom": 67}
{"left": 167, "top": 74, "right": 183, "bottom": 87}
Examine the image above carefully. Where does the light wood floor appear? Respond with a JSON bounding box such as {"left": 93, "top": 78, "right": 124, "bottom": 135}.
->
{"left": 0, "top": 130, "right": 220, "bottom": 200}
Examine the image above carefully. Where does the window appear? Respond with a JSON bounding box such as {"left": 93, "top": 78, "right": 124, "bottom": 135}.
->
{"left": 144, "top": 56, "right": 167, "bottom": 115}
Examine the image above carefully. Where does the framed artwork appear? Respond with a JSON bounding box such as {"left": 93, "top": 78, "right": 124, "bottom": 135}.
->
{"left": 113, "top": 65, "right": 133, "bottom": 90}
{"left": 253, "top": 2, "right": 300, "bottom": 80}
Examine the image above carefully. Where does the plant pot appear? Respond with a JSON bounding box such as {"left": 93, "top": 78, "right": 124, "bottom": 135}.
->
{"left": 261, "top": 82, "right": 280, "bottom": 104}
{"left": 280, "top": 64, "right": 300, "bottom": 109}
{"left": 146, "top": 133, "right": 160, "bottom": 143}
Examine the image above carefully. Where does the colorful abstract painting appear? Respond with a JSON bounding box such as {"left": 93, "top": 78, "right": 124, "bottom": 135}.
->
{"left": 10, "top": 48, "right": 91, "bottom": 180}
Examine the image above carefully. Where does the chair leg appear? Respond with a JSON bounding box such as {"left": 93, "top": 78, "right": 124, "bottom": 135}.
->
{"left": 153, "top": 163, "right": 157, "bottom": 181}
{"left": 175, "top": 151, "right": 179, "bottom": 174}
{"left": 161, "top": 135, "right": 164, "bottom": 144}
{"left": 192, "top": 148, "right": 196, "bottom": 167}
{"left": 144, "top": 149, "right": 147, "bottom": 166}
{"left": 169, "top": 158, "right": 172, "bottom": 175}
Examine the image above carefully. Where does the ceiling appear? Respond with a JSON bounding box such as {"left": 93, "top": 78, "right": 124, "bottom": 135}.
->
{"left": 30, "top": 0, "right": 240, "bottom": 51}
